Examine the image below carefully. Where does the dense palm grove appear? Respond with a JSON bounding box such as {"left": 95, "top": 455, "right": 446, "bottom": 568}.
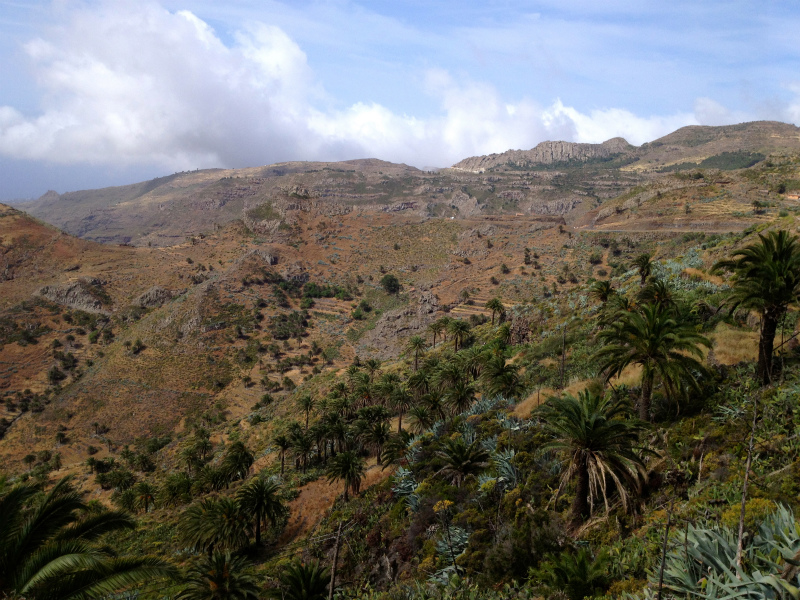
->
{"left": 5, "top": 228, "right": 800, "bottom": 599}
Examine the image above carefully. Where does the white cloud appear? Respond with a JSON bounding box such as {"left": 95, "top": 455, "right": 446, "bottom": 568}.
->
{"left": 0, "top": 2, "right": 318, "bottom": 169}
{"left": 0, "top": 1, "right": 792, "bottom": 175}
{"left": 543, "top": 100, "right": 697, "bottom": 146}
{"left": 693, "top": 97, "right": 750, "bottom": 127}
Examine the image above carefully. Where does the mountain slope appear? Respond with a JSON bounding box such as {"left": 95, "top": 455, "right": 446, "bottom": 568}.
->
{"left": 18, "top": 121, "right": 800, "bottom": 248}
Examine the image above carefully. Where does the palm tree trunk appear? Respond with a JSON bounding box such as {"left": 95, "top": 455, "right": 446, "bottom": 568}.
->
{"left": 255, "top": 518, "right": 261, "bottom": 546}
{"left": 570, "top": 463, "right": 590, "bottom": 527}
{"left": 398, "top": 413, "right": 403, "bottom": 433}
{"left": 758, "top": 311, "right": 780, "bottom": 386}
{"left": 640, "top": 370, "right": 654, "bottom": 422}
{"left": 280, "top": 451, "right": 285, "bottom": 475}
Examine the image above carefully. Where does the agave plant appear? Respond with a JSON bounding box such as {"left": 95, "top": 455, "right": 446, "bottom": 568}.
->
{"left": 656, "top": 504, "right": 800, "bottom": 599}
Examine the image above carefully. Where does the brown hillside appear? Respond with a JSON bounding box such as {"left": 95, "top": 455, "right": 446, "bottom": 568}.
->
{"left": 3, "top": 141, "right": 800, "bottom": 476}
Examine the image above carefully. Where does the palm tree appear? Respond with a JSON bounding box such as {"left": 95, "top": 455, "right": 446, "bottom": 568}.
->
{"left": 270, "top": 560, "right": 330, "bottom": 600}
{"left": 407, "top": 336, "right": 426, "bottom": 371}
{"left": 364, "top": 359, "right": 381, "bottom": 382}
{"left": 407, "top": 405, "right": 433, "bottom": 434}
{"left": 538, "top": 389, "right": 647, "bottom": 527}
{"left": 351, "top": 372, "right": 373, "bottom": 408}
{"left": 362, "top": 420, "right": 391, "bottom": 466}
{"left": 274, "top": 434, "right": 291, "bottom": 476}
{"left": 596, "top": 302, "right": 710, "bottom": 421}
{"left": 438, "top": 316, "right": 452, "bottom": 343}
{"left": 236, "top": 477, "right": 284, "bottom": 546}
{"left": 435, "top": 437, "right": 490, "bottom": 488}
{"left": 435, "top": 360, "right": 462, "bottom": 392}
{"left": 712, "top": 229, "right": 800, "bottom": 385}
{"left": 160, "top": 473, "right": 193, "bottom": 507}
{"left": 407, "top": 369, "right": 430, "bottom": 401}
{"left": 115, "top": 489, "right": 138, "bottom": 513}
{"left": 380, "top": 430, "right": 414, "bottom": 467}
{"left": 376, "top": 372, "right": 402, "bottom": 404}
{"left": 290, "top": 431, "right": 313, "bottom": 474}
{"left": 221, "top": 442, "right": 254, "bottom": 483}
{"left": 638, "top": 278, "right": 675, "bottom": 310}
{"left": 345, "top": 364, "right": 361, "bottom": 387}
{"left": 447, "top": 319, "right": 471, "bottom": 351}
{"left": 485, "top": 298, "right": 505, "bottom": 326}
{"left": 309, "top": 422, "right": 329, "bottom": 462}
{"left": 444, "top": 379, "right": 476, "bottom": 415}
{"left": 297, "top": 395, "right": 315, "bottom": 430}
{"left": 135, "top": 481, "right": 157, "bottom": 513}
{"left": 589, "top": 280, "right": 615, "bottom": 304}
{"left": 323, "top": 413, "right": 347, "bottom": 455}
{"left": 459, "top": 346, "right": 488, "bottom": 382}
{"left": 428, "top": 320, "right": 445, "bottom": 348}
{"left": 325, "top": 451, "right": 365, "bottom": 502}
{"left": 633, "top": 253, "right": 653, "bottom": 286}
{"left": 195, "top": 466, "right": 228, "bottom": 494}
{"left": 481, "top": 355, "right": 524, "bottom": 400}
{"left": 194, "top": 436, "right": 213, "bottom": 461}
{"left": 179, "top": 497, "right": 250, "bottom": 554}
{"left": 422, "top": 391, "right": 448, "bottom": 423}
{"left": 0, "top": 477, "right": 177, "bottom": 600}
{"left": 389, "top": 386, "right": 412, "bottom": 432}
{"left": 179, "top": 552, "right": 258, "bottom": 600}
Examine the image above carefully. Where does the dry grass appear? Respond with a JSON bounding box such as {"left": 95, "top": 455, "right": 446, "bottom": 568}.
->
{"left": 279, "top": 459, "right": 390, "bottom": 543}
{"left": 511, "top": 372, "right": 637, "bottom": 418}
{"left": 683, "top": 267, "right": 724, "bottom": 286}
{"left": 710, "top": 323, "right": 758, "bottom": 365}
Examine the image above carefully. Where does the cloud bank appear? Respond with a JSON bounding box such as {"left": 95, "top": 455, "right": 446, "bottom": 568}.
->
{"left": 0, "top": 2, "right": 798, "bottom": 175}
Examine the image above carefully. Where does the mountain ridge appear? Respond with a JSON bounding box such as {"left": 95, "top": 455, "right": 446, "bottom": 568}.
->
{"left": 15, "top": 120, "right": 800, "bottom": 248}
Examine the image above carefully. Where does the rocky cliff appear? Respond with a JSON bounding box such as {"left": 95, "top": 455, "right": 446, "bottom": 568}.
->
{"left": 451, "top": 137, "right": 634, "bottom": 172}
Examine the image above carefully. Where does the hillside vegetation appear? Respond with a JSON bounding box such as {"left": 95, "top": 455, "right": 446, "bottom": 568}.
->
{"left": 4, "top": 126, "right": 800, "bottom": 600}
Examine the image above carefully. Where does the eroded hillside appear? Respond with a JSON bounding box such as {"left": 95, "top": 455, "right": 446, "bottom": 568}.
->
{"left": 21, "top": 121, "right": 800, "bottom": 248}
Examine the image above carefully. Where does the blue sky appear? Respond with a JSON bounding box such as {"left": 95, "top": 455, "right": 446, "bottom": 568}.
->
{"left": 1, "top": 0, "right": 799, "bottom": 199}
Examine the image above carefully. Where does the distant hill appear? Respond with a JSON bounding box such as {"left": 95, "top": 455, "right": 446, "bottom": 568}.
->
{"left": 452, "top": 120, "right": 800, "bottom": 172}
{"left": 451, "top": 138, "right": 634, "bottom": 172}
{"left": 17, "top": 120, "right": 800, "bottom": 247}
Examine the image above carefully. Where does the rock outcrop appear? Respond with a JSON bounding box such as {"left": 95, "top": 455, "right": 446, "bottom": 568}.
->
{"left": 452, "top": 137, "right": 633, "bottom": 172}
{"left": 133, "top": 286, "right": 174, "bottom": 309}
{"left": 358, "top": 291, "right": 439, "bottom": 359}
{"left": 36, "top": 278, "right": 111, "bottom": 314}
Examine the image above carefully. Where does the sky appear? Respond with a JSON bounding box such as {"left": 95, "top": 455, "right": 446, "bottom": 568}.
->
{"left": 1, "top": 1, "right": 800, "bottom": 200}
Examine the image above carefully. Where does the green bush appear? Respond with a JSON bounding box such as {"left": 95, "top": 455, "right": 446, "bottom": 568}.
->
{"left": 380, "top": 273, "right": 400, "bottom": 294}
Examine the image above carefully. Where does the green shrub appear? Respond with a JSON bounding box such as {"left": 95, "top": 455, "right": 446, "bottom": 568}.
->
{"left": 380, "top": 274, "right": 400, "bottom": 294}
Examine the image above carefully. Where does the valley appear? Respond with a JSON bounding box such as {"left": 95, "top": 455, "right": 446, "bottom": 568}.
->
{"left": 4, "top": 121, "right": 800, "bottom": 600}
